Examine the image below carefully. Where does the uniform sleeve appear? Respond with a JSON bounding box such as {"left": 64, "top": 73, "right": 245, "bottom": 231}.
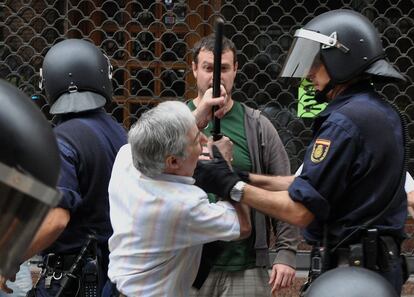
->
{"left": 288, "top": 117, "right": 358, "bottom": 221}
{"left": 185, "top": 196, "right": 240, "bottom": 246}
{"left": 260, "top": 115, "right": 300, "bottom": 268}
{"left": 56, "top": 138, "right": 83, "bottom": 212}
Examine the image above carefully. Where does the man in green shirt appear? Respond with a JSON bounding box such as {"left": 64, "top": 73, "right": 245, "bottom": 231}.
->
{"left": 190, "top": 35, "right": 299, "bottom": 296}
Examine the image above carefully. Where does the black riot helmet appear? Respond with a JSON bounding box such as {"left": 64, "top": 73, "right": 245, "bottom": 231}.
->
{"left": 0, "top": 80, "right": 61, "bottom": 277}
{"left": 304, "top": 267, "right": 398, "bottom": 297}
{"left": 280, "top": 9, "right": 405, "bottom": 84}
{"left": 39, "top": 39, "right": 113, "bottom": 114}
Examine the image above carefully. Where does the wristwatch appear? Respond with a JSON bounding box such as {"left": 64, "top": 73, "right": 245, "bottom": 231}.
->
{"left": 230, "top": 181, "right": 246, "bottom": 202}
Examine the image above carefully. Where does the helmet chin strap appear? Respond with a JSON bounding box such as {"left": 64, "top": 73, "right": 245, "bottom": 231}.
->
{"left": 314, "top": 80, "right": 335, "bottom": 103}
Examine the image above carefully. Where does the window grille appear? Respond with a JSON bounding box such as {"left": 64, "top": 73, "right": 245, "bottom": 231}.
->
{"left": 1, "top": 0, "right": 413, "bottom": 172}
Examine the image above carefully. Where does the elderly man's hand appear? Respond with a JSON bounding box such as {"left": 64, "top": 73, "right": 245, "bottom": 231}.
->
{"left": 0, "top": 274, "right": 15, "bottom": 294}
{"left": 194, "top": 145, "right": 240, "bottom": 198}
{"left": 207, "top": 136, "right": 233, "bottom": 165}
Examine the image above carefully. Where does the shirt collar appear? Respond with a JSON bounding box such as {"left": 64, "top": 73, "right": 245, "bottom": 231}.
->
{"left": 312, "top": 80, "right": 375, "bottom": 134}
{"left": 149, "top": 172, "right": 195, "bottom": 185}
{"left": 318, "top": 80, "right": 374, "bottom": 118}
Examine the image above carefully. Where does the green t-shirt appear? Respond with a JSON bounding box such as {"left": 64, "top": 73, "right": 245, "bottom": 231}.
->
{"left": 188, "top": 100, "right": 256, "bottom": 271}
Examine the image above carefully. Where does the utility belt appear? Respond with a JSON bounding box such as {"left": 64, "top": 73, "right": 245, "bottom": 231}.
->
{"left": 44, "top": 253, "right": 79, "bottom": 273}
{"left": 301, "top": 229, "right": 407, "bottom": 296}
{"left": 310, "top": 231, "right": 402, "bottom": 274}
{"left": 28, "top": 236, "right": 100, "bottom": 297}
{"left": 40, "top": 253, "right": 81, "bottom": 290}
{"left": 329, "top": 235, "right": 400, "bottom": 271}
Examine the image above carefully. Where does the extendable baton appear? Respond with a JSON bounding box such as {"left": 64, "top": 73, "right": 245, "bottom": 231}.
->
{"left": 212, "top": 17, "right": 224, "bottom": 141}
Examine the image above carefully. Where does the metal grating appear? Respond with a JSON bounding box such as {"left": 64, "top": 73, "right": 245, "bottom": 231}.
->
{"left": 1, "top": 0, "right": 413, "bottom": 173}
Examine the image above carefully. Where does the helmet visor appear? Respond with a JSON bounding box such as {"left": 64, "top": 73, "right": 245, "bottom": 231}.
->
{"left": 280, "top": 28, "right": 350, "bottom": 79}
{"left": 0, "top": 163, "right": 60, "bottom": 277}
{"left": 279, "top": 36, "right": 322, "bottom": 78}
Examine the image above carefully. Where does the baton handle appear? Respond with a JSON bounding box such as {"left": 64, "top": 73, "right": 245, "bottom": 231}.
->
{"left": 212, "top": 18, "right": 224, "bottom": 141}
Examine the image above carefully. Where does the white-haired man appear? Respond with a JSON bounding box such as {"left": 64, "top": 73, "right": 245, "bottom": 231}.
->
{"left": 106, "top": 101, "right": 251, "bottom": 297}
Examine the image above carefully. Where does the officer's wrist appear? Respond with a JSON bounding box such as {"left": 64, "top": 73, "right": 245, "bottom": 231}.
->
{"left": 230, "top": 181, "right": 246, "bottom": 202}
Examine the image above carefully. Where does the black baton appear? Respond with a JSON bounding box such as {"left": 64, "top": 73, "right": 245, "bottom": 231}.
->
{"left": 192, "top": 18, "right": 226, "bottom": 291}
{"left": 212, "top": 17, "right": 224, "bottom": 141}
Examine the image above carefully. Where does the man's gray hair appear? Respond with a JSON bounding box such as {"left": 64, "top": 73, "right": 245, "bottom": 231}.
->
{"left": 128, "top": 100, "right": 196, "bottom": 177}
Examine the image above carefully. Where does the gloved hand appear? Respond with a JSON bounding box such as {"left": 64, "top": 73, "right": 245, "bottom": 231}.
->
{"left": 194, "top": 145, "right": 241, "bottom": 199}
{"left": 233, "top": 167, "right": 250, "bottom": 183}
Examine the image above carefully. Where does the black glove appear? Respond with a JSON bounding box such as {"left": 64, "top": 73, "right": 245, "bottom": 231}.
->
{"left": 193, "top": 145, "right": 241, "bottom": 199}
{"left": 233, "top": 167, "right": 250, "bottom": 183}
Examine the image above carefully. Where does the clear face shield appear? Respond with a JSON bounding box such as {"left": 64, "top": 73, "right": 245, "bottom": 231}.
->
{"left": 0, "top": 162, "right": 61, "bottom": 277}
{"left": 280, "top": 28, "right": 349, "bottom": 79}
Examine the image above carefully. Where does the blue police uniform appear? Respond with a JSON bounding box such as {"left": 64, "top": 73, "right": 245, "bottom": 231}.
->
{"left": 33, "top": 109, "right": 127, "bottom": 297}
{"left": 288, "top": 81, "right": 407, "bottom": 293}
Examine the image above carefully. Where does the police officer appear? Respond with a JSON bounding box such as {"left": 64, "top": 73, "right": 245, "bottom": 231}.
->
{"left": 0, "top": 80, "right": 61, "bottom": 294}
{"left": 193, "top": 9, "right": 407, "bottom": 295}
{"left": 16, "top": 39, "right": 127, "bottom": 297}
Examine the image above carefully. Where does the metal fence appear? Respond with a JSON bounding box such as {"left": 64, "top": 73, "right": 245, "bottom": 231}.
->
{"left": 1, "top": 0, "right": 413, "bottom": 173}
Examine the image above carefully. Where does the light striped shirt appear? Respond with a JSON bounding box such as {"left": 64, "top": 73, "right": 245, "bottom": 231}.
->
{"left": 108, "top": 145, "right": 240, "bottom": 297}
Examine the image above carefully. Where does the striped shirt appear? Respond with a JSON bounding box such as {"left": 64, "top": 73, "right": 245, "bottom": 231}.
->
{"left": 108, "top": 145, "right": 240, "bottom": 297}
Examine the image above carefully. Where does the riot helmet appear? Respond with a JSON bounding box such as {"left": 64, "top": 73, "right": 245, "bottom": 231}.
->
{"left": 304, "top": 267, "right": 398, "bottom": 297}
{"left": 0, "top": 80, "right": 61, "bottom": 277}
{"left": 280, "top": 9, "right": 405, "bottom": 83}
{"left": 39, "top": 39, "right": 113, "bottom": 114}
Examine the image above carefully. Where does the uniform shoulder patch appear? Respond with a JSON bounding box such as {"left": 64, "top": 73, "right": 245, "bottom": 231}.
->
{"left": 311, "top": 138, "right": 331, "bottom": 163}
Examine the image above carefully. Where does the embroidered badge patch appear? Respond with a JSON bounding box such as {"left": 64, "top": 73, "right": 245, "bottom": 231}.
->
{"left": 311, "top": 139, "right": 331, "bottom": 163}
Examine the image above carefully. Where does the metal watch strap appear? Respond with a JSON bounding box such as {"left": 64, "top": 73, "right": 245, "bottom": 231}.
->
{"left": 230, "top": 181, "right": 246, "bottom": 202}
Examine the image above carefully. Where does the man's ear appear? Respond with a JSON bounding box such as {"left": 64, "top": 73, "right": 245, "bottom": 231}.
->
{"left": 192, "top": 61, "right": 198, "bottom": 79}
{"left": 165, "top": 155, "right": 181, "bottom": 172}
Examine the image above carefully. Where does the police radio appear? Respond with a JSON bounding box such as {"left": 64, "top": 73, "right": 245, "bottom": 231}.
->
{"left": 81, "top": 258, "right": 99, "bottom": 297}
{"left": 54, "top": 235, "right": 98, "bottom": 297}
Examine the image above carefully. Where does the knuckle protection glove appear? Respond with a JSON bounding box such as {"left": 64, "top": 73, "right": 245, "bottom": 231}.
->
{"left": 193, "top": 145, "right": 241, "bottom": 199}
{"left": 233, "top": 167, "right": 250, "bottom": 183}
